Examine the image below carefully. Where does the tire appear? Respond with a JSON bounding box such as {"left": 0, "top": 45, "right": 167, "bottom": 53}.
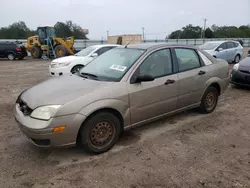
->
{"left": 71, "top": 65, "right": 84, "bottom": 74}
{"left": 79, "top": 112, "right": 122, "bottom": 154}
{"left": 54, "top": 45, "right": 68, "bottom": 58}
{"left": 31, "top": 46, "right": 42, "bottom": 59}
{"left": 233, "top": 54, "right": 240, "bottom": 64}
{"left": 7, "top": 53, "right": 15, "bottom": 61}
{"left": 199, "top": 86, "right": 219, "bottom": 114}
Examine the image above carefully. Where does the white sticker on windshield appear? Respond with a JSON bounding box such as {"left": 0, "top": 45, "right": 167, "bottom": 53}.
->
{"left": 109, "top": 64, "right": 127, "bottom": 72}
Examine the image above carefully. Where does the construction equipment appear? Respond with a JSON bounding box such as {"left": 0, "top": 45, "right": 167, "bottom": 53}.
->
{"left": 26, "top": 26, "right": 75, "bottom": 59}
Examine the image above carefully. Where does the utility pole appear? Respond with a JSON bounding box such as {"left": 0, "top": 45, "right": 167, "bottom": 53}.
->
{"left": 106, "top": 30, "right": 109, "bottom": 40}
{"left": 142, "top": 27, "right": 145, "bottom": 41}
{"left": 202, "top": 18, "right": 207, "bottom": 39}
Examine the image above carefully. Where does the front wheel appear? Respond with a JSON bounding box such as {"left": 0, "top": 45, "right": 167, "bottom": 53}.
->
{"left": 233, "top": 54, "right": 240, "bottom": 64}
{"left": 71, "top": 65, "right": 84, "bottom": 74}
{"left": 199, "top": 86, "right": 219, "bottom": 114}
{"left": 55, "top": 45, "right": 68, "bottom": 58}
{"left": 31, "top": 46, "right": 42, "bottom": 59}
{"left": 78, "top": 112, "right": 122, "bottom": 154}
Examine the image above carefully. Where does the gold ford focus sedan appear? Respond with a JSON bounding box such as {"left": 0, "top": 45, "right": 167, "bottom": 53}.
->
{"left": 14, "top": 43, "right": 229, "bottom": 154}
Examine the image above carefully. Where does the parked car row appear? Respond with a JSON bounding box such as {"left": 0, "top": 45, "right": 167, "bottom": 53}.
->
{"left": 230, "top": 54, "right": 250, "bottom": 87}
{"left": 14, "top": 43, "right": 230, "bottom": 154}
{"left": 0, "top": 39, "right": 245, "bottom": 64}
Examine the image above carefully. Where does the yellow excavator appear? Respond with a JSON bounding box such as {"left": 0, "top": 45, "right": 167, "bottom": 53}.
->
{"left": 26, "top": 26, "right": 75, "bottom": 59}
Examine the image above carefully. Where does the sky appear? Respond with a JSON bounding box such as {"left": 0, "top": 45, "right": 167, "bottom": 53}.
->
{"left": 1, "top": 0, "right": 250, "bottom": 39}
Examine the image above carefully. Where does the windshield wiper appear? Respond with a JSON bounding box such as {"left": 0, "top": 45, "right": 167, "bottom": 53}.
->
{"left": 80, "top": 72, "right": 99, "bottom": 80}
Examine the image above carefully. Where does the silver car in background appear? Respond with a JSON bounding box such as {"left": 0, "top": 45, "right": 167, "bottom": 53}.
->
{"left": 200, "top": 40, "right": 243, "bottom": 63}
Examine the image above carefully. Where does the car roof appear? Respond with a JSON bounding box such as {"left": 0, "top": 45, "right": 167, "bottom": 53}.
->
{"left": 0, "top": 41, "right": 18, "bottom": 46}
{"left": 204, "top": 40, "right": 238, "bottom": 44}
{"left": 91, "top": 44, "right": 121, "bottom": 48}
{"left": 118, "top": 43, "right": 198, "bottom": 50}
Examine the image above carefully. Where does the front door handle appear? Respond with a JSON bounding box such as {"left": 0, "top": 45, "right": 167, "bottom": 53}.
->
{"left": 165, "top": 79, "right": 175, "bottom": 85}
{"left": 198, "top": 70, "right": 206, "bottom": 75}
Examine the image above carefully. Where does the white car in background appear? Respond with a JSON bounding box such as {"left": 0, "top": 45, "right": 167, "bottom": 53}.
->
{"left": 49, "top": 44, "right": 120, "bottom": 76}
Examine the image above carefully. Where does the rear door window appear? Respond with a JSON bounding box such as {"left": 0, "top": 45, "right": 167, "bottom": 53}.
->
{"left": 233, "top": 42, "right": 239, "bottom": 47}
{"left": 139, "top": 48, "right": 173, "bottom": 78}
{"left": 175, "top": 48, "right": 201, "bottom": 72}
{"left": 227, "top": 42, "right": 235, "bottom": 49}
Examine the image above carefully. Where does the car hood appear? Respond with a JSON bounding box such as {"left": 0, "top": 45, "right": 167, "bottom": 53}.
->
{"left": 52, "top": 55, "right": 87, "bottom": 63}
{"left": 71, "top": 57, "right": 94, "bottom": 66}
{"left": 21, "top": 75, "right": 114, "bottom": 109}
{"left": 203, "top": 50, "right": 215, "bottom": 55}
{"left": 239, "top": 57, "right": 250, "bottom": 71}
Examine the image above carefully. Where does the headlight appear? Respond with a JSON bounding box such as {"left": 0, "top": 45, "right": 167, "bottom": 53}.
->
{"left": 58, "top": 62, "right": 71, "bottom": 67}
{"left": 52, "top": 61, "right": 71, "bottom": 68}
{"left": 31, "top": 105, "right": 61, "bottom": 120}
{"left": 233, "top": 63, "right": 239, "bottom": 71}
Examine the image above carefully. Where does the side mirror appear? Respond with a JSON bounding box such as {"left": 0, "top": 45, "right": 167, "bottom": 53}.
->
{"left": 248, "top": 50, "right": 250, "bottom": 56}
{"left": 217, "top": 48, "right": 223, "bottom": 52}
{"left": 134, "top": 74, "right": 155, "bottom": 83}
{"left": 91, "top": 53, "right": 98, "bottom": 58}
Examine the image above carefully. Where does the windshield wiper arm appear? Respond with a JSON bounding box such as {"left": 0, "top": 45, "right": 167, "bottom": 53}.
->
{"left": 80, "top": 72, "right": 99, "bottom": 80}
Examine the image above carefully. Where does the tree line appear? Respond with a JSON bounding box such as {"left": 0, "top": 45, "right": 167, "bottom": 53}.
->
{"left": 168, "top": 24, "right": 250, "bottom": 39}
{"left": 0, "top": 21, "right": 88, "bottom": 39}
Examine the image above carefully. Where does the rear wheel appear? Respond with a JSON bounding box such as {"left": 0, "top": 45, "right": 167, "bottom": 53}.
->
{"left": 233, "top": 54, "right": 240, "bottom": 64}
{"left": 31, "top": 46, "right": 42, "bottom": 59}
{"left": 55, "top": 45, "right": 68, "bottom": 58}
{"left": 199, "top": 86, "right": 219, "bottom": 114}
{"left": 71, "top": 65, "right": 84, "bottom": 74}
{"left": 78, "top": 112, "right": 122, "bottom": 154}
{"left": 7, "top": 53, "right": 15, "bottom": 61}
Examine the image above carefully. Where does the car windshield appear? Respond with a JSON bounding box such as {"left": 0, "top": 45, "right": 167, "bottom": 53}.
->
{"left": 75, "top": 46, "right": 97, "bottom": 56}
{"left": 79, "top": 48, "right": 145, "bottom": 82}
{"left": 200, "top": 42, "right": 219, "bottom": 50}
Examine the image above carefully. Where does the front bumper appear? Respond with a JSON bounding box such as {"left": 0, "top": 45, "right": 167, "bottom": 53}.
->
{"left": 49, "top": 66, "right": 71, "bottom": 77}
{"left": 14, "top": 104, "right": 86, "bottom": 148}
{"left": 230, "top": 69, "right": 250, "bottom": 86}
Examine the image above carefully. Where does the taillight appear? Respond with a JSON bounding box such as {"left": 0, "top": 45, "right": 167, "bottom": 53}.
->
{"left": 16, "top": 47, "right": 21, "bottom": 51}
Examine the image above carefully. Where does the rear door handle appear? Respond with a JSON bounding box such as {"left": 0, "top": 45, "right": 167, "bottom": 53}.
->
{"left": 165, "top": 79, "right": 175, "bottom": 85}
{"left": 198, "top": 70, "right": 206, "bottom": 75}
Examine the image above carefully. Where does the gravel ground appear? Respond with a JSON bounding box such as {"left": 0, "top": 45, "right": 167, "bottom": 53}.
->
{"left": 0, "top": 49, "right": 250, "bottom": 188}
